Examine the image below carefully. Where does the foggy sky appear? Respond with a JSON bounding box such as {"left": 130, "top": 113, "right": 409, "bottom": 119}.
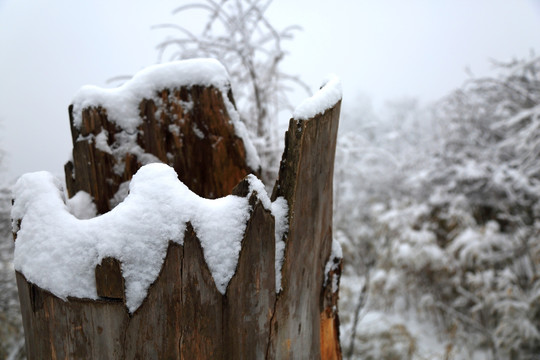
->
{"left": 1, "top": 0, "right": 539, "bottom": 182}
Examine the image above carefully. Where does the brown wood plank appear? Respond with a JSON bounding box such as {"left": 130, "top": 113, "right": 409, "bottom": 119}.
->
{"left": 123, "top": 241, "right": 184, "bottom": 359}
{"left": 224, "top": 199, "right": 276, "bottom": 359}
{"left": 180, "top": 224, "right": 224, "bottom": 359}
{"left": 268, "top": 101, "right": 342, "bottom": 359}
{"left": 95, "top": 257, "right": 125, "bottom": 301}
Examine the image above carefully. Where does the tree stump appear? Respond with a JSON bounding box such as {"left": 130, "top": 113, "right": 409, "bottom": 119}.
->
{"left": 12, "top": 60, "right": 342, "bottom": 359}
{"left": 65, "top": 84, "right": 257, "bottom": 214}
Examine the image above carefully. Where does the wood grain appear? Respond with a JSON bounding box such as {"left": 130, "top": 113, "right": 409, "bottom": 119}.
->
{"left": 65, "top": 85, "right": 256, "bottom": 214}
{"left": 15, "top": 83, "right": 342, "bottom": 359}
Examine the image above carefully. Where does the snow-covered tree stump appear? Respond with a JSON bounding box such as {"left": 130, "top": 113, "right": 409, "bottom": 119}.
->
{"left": 12, "top": 59, "right": 343, "bottom": 359}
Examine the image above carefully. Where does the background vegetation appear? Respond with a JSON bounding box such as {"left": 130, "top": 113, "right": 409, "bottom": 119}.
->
{"left": 1, "top": 1, "right": 538, "bottom": 359}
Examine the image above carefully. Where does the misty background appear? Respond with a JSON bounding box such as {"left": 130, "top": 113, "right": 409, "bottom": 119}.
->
{"left": 1, "top": 1, "right": 540, "bottom": 359}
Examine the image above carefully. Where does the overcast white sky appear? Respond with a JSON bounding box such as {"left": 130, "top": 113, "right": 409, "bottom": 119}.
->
{"left": 1, "top": 0, "right": 539, "bottom": 182}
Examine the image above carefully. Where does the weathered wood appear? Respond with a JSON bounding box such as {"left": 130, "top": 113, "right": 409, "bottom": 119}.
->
{"left": 65, "top": 85, "right": 256, "bottom": 214}
{"left": 15, "top": 79, "right": 342, "bottom": 359}
{"left": 16, "top": 215, "right": 273, "bottom": 359}
{"left": 224, "top": 199, "right": 276, "bottom": 359}
{"left": 268, "top": 102, "right": 342, "bottom": 359}
{"left": 123, "top": 241, "right": 184, "bottom": 359}
{"left": 320, "top": 262, "right": 342, "bottom": 360}
{"left": 16, "top": 272, "right": 127, "bottom": 359}
{"left": 95, "top": 257, "right": 125, "bottom": 300}
{"left": 178, "top": 224, "right": 224, "bottom": 359}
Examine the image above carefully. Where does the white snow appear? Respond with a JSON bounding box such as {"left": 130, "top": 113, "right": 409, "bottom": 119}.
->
{"left": 352, "top": 310, "right": 449, "bottom": 359}
{"left": 94, "top": 130, "right": 112, "bottom": 154}
{"left": 192, "top": 123, "right": 205, "bottom": 139}
{"left": 72, "top": 59, "right": 229, "bottom": 133}
{"left": 491, "top": 103, "right": 540, "bottom": 130}
{"left": 66, "top": 191, "right": 97, "bottom": 220}
{"left": 109, "top": 181, "right": 130, "bottom": 209}
{"left": 222, "top": 93, "right": 261, "bottom": 170}
{"left": 271, "top": 197, "right": 288, "bottom": 291}
{"left": 168, "top": 124, "right": 180, "bottom": 136}
{"left": 324, "top": 237, "right": 343, "bottom": 292}
{"left": 292, "top": 75, "right": 342, "bottom": 120}
{"left": 108, "top": 132, "right": 161, "bottom": 176}
{"left": 12, "top": 163, "right": 287, "bottom": 312}
{"left": 245, "top": 174, "right": 289, "bottom": 291}
{"left": 246, "top": 174, "right": 272, "bottom": 209}
{"left": 71, "top": 58, "right": 260, "bottom": 171}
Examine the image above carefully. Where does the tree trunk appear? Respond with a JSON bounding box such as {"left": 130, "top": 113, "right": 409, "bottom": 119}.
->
{"left": 14, "top": 72, "right": 342, "bottom": 359}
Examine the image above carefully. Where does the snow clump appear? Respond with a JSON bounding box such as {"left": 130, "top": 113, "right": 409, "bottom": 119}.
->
{"left": 12, "top": 163, "right": 287, "bottom": 312}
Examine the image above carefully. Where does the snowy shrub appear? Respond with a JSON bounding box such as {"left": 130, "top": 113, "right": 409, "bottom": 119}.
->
{"left": 0, "top": 186, "right": 24, "bottom": 360}
{"left": 338, "top": 55, "right": 540, "bottom": 360}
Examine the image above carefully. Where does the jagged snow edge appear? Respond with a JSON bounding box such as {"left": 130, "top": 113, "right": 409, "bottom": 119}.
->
{"left": 292, "top": 75, "right": 342, "bottom": 121}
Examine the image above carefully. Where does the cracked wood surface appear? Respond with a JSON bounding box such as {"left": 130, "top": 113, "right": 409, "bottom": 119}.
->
{"left": 16, "top": 83, "right": 342, "bottom": 359}
{"left": 65, "top": 85, "right": 255, "bottom": 214}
